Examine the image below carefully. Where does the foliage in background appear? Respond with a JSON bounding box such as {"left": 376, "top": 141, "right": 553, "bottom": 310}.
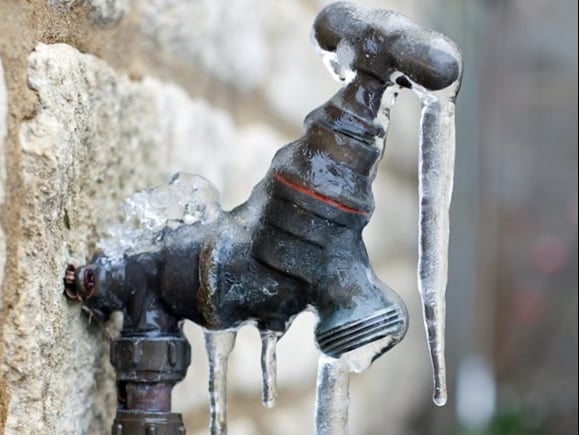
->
{"left": 458, "top": 404, "right": 545, "bottom": 435}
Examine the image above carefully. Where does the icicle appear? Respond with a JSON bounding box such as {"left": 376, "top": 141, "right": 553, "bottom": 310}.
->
{"left": 417, "top": 96, "right": 456, "bottom": 407}
{"left": 315, "top": 355, "right": 351, "bottom": 435}
{"left": 260, "top": 330, "right": 282, "bottom": 408}
{"left": 204, "top": 329, "right": 237, "bottom": 435}
{"left": 315, "top": 336, "right": 393, "bottom": 434}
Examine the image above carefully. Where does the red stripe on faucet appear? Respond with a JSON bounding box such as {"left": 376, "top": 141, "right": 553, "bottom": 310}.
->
{"left": 273, "top": 173, "right": 369, "bottom": 216}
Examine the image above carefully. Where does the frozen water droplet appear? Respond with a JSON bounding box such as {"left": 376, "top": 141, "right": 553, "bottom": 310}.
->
{"left": 260, "top": 330, "right": 282, "bottom": 408}
{"left": 416, "top": 96, "right": 456, "bottom": 407}
{"left": 170, "top": 172, "right": 222, "bottom": 225}
{"left": 150, "top": 184, "right": 183, "bottom": 222}
{"left": 315, "top": 336, "right": 393, "bottom": 435}
{"left": 149, "top": 185, "right": 175, "bottom": 209}
{"left": 433, "top": 383, "right": 448, "bottom": 407}
{"left": 205, "top": 329, "right": 237, "bottom": 435}
{"left": 97, "top": 173, "right": 222, "bottom": 260}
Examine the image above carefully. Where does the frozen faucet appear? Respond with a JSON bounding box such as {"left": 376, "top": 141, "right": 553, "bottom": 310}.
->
{"left": 64, "top": 2, "right": 462, "bottom": 434}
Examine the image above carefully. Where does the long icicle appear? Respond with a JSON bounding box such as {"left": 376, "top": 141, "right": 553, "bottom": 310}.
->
{"left": 418, "top": 97, "right": 456, "bottom": 407}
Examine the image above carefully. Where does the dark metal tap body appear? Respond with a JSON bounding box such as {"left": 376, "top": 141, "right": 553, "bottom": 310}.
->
{"left": 81, "top": 72, "right": 409, "bottom": 354}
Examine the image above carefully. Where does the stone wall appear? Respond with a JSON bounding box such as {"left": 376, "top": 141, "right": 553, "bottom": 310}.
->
{"left": 0, "top": 1, "right": 431, "bottom": 434}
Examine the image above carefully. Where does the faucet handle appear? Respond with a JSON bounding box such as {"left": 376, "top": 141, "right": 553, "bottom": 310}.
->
{"left": 313, "top": 1, "right": 461, "bottom": 93}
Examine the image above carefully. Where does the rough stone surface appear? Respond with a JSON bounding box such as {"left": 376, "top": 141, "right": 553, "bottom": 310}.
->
{"left": 0, "top": 59, "right": 6, "bottom": 308}
{"left": 262, "top": 2, "right": 342, "bottom": 126}
{"left": 2, "top": 42, "right": 254, "bottom": 435}
{"left": 138, "top": 0, "right": 268, "bottom": 92}
{"left": 48, "top": 0, "right": 129, "bottom": 24}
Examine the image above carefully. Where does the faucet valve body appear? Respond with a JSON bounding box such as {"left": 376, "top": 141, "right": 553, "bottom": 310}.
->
{"left": 64, "top": 2, "right": 462, "bottom": 433}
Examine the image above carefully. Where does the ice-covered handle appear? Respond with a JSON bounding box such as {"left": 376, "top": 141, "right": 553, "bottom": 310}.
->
{"left": 313, "top": 1, "right": 461, "bottom": 92}
{"left": 314, "top": 2, "right": 463, "bottom": 408}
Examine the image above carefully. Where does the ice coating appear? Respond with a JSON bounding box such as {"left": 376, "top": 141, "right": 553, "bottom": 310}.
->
{"left": 260, "top": 330, "right": 282, "bottom": 408}
{"left": 374, "top": 18, "right": 459, "bottom": 406}
{"left": 204, "top": 329, "right": 237, "bottom": 435}
{"left": 153, "top": 172, "right": 222, "bottom": 227}
{"left": 313, "top": 3, "right": 461, "bottom": 92}
{"left": 313, "top": 0, "right": 462, "bottom": 402}
{"left": 315, "top": 336, "right": 393, "bottom": 435}
{"left": 315, "top": 40, "right": 357, "bottom": 83}
{"left": 312, "top": 47, "right": 458, "bottom": 406}
{"left": 312, "top": 0, "right": 462, "bottom": 409}
{"left": 98, "top": 172, "right": 221, "bottom": 260}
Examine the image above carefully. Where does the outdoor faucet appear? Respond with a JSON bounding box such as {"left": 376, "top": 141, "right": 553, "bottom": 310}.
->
{"left": 64, "top": 2, "right": 462, "bottom": 434}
